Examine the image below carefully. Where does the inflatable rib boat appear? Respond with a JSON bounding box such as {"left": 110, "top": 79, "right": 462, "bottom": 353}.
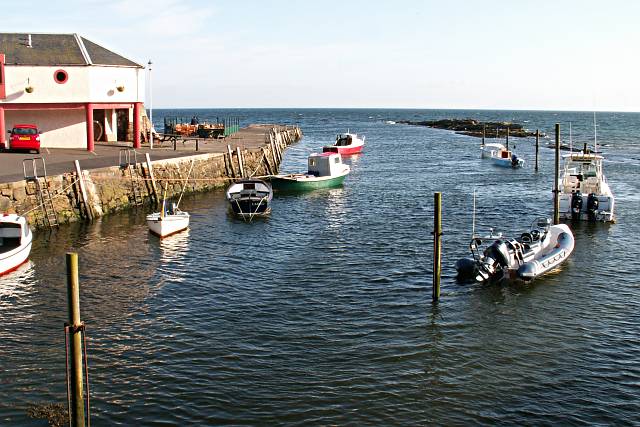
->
{"left": 456, "top": 218, "right": 575, "bottom": 283}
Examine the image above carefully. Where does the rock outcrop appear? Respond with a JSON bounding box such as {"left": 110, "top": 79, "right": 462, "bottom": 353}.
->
{"left": 395, "top": 118, "right": 541, "bottom": 138}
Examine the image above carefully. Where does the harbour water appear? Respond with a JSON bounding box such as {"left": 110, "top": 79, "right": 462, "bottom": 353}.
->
{"left": 1, "top": 109, "right": 639, "bottom": 425}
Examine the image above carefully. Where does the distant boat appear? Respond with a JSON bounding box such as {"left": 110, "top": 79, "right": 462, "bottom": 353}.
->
{"left": 0, "top": 214, "right": 33, "bottom": 276}
{"left": 269, "top": 152, "right": 350, "bottom": 191}
{"left": 323, "top": 132, "right": 365, "bottom": 155}
{"left": 480, "top": 142, "right": 505, "bottom": 159}
{"left": 456, "top": 218, "right": 574, "bottom": 283}
{"left": 384, "top": 120, "right": 396, "bottom": 125}
{"left": 558, "top": 150, "right": 615, "bottom": 222}
{"left": 491, "top": 146, "right": 524, "bottom": 168}
{"left": 226, "top": 178, "right": 273, "bottom": 218}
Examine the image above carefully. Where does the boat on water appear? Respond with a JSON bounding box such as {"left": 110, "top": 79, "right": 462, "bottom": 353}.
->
{"left": 0, "top": 214, "right": 33, "bottom": 276}
{"left": 456, "top": 218, "right": 574, "bottom": 283}
{"left": 491, "top": 146, "right": 524, "bottom": 168}
{"left": 480, "top": 142, "right": 506, "bottom": 159}
{"left": 322, "top": 132, "right": 365, "bottom": 155}
{"left": 226, "top": 178, "right": 273, "bottom": 218}
{"left": 558, "top": 148, "right": 615, "bottom": 222}
{"left": 269, "top": 152, "right": 350, "bottom": 191}
{"left": 146, "top": 202, "right": 190, "bottom": 238}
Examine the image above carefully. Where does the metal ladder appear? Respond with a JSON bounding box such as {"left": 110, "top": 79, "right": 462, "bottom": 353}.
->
{"left": 119, "top": 149, "right": 144, "bottom": 206}
{"left": 23, "top": 158, "right": 59, "bottom": 228}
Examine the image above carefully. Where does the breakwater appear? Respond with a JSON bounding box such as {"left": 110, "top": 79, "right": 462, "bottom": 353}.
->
{"left": 0, "top": 124, "right": 302, "bottom": 229}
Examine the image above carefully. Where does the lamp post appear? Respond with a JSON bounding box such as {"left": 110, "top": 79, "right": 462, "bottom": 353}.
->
{"left": 148, "top": 60, "right": 153, "bottom": 149}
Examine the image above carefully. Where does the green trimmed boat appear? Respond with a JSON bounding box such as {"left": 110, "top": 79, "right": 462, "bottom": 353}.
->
{"left": 269, "top": 152, "right": 350, "bottom": 192}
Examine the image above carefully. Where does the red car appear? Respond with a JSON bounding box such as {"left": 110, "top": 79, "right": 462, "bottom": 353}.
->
{"left": 4, "top": 124, "right": 41, "bottom": 153}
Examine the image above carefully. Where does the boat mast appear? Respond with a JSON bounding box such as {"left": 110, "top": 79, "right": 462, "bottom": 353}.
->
{"left": 569, "top": 122, "right": 572, "bottom": 153}
{"left": 593, "top": 111, "right": 598, "bottom": 153}
{"left": 472, "top": 189, "right": 476, "bottom": 238}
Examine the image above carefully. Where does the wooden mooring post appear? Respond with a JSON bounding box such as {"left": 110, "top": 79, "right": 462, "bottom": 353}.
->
{"left": 73, "top": 160, "right": 93, "bottom": 221}
{"left": 506, "top": 127, "right": 509, "bottom": 150}
{"left": 226, "top": 145, "right": 236, "bottom": 178}
{"left": 553, "top": 123, "right": 561, "bottom": 225}
{"left": 432, "top": 192, "right": 442, "bottom": 302}
{"left": 145, "top": 153, "right": 159, "bottom": 205}
{"left": 481, "top": 124, "right": 486, "bottom": 146}
{"left": 535, "top": 129, "right": 539, "bottom": 172}
{"left": 65, "top": 252, "right": 89, "bottom": 427}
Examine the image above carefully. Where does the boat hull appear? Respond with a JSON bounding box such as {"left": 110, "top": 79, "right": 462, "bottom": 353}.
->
{"left": 517, "top": 224, "right": 575, "bottom": 280}
{"left": 229, "top": 198, "right": 271, "bottom": 217}
{"left": 322, "top": 144, "right": 363, "bottom": 155}
{"left": 0, "top": 214, "right": 33, "bottom": 276}
{"left": 0, "top": 240, "right": 32, "bottom": 276}
{"left": 492, "top": 157, "right": 524, "bottom": 168}
{"left": 146, "top": 213, "right": 190, "bottom": 238}
{"left": 270, "top": 173, "right": 347, "bottom": 192}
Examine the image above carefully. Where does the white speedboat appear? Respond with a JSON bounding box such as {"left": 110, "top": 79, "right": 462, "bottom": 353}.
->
{"left": 146, "top": 202, "right": 190, "bottom": 238}
{"left": 480, "top": 142, "right": 505, "bottom": 159}
{"left": 226, "top": 178, "right": 273, "bottom": 218}
{"left": 0, "top": 214, "right": 33, "bottom": 276}
{"left": 558, "top": 149, "right": 615, "bottom": 222}
{"left": 491, "top": 146, "right": 524, "bottom": 168}
{"left": 456, "top": 218, "right": 574, "bottom": 283}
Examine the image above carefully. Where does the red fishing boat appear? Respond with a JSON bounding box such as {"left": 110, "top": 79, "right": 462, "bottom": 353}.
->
{"left": 322, "top": 132, "right": 365, "bottom": 155}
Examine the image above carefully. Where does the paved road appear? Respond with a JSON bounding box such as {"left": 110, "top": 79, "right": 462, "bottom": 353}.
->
{"left": 0, "top": 125, "right": 277, "bottom": 183}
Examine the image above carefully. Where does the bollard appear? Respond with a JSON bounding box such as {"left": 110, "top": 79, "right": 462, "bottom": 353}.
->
{"left": 535, "top": 129, "right": 539, "bottom": 172}
{"left": 66, "top": 253, "right": 86, "bottom": 427}
{"left": 553, "top": 124, "right": 560, "bottom": 224}
{"left": 432, "top": 192, "right": 442, "bottom": 302}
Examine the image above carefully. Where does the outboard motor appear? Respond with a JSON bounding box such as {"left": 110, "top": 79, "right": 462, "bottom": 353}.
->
{"left": 571, "top": 191, "right": 583, "bottom": 220}
{"left": 511, "top": 154, "right": 519, "bottom": 168}
{"left": 587, "top": 193, "right": 599, "bottom": 221}
{"left": 475, "top": 240, "right": 512, "bottom": 281}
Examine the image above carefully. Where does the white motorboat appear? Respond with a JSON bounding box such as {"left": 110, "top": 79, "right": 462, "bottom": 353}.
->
{"left": 226, "top": 178, "right": 273, "bottom": 218}
{"left": 456, "top": 218, "right": 574, "bottom": 283}
{"left": 146, "top": 202, "right": 190, "bottom": 238}
{"left": 491, "top": 146, "right": 525, "bottom": 168}
{"left": 558, "top": 149, "right": 615, "bottom": 222}
{"left": 481, "top": 142, "right": 506, "bottom": 159}
{"left": 0, "top": 214, "right": 33, "bottom": 276}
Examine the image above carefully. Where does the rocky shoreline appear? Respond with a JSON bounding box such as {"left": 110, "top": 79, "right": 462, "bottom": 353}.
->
{"left": 395, "top": 118, "right": 542, "bottom": 138}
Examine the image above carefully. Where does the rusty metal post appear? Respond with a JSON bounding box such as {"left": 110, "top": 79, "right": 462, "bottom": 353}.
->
{"left": 433, "top": 192, "right": 442, "bottom": 302}
{"left": 66, "top": 253, "right": 85, "bottom": 427}
{"left": 553, "top": 124, "right": 561, "bottom": 225}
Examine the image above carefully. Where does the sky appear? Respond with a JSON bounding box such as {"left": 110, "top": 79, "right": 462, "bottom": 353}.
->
{"left": 2, "top": 0, "right": 640, "bottom": 111}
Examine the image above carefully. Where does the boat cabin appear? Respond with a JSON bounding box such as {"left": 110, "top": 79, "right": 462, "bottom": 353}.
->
{"left": 336, "top": 134, "right": 353, "bottom": 146}
{"left": 561, "top": 153, "right": 604, "bottom": 194}
{"left": 308, "top": 152, "right": 344, "bottom": 177}
{"left": 0, "top": 216, "right": 27, "bottom": 252}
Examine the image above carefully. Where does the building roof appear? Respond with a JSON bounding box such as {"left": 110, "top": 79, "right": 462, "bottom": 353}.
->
{"left": 0, "top": 33, "right": 143, "bottom": 68}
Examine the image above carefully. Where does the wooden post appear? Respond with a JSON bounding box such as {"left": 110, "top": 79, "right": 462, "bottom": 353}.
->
{"left": 553, "top": 123, "right": 561, "bottom": 225}
{"left": 481, "top": 124, "right": 485, "bottom": 146}
{"left": 145, "top": 153, "right": 158, "bottom": 205}
{"left": 506, "top": 127, "right": 509, "bottom": 150}
{"left": 73, "top": 160, "right": 93, "bottom": 221}
{"left": 226, "top": 144, "right": 236, "bottom": 178}
{"left": 195, "top": 139, "right": 199, "bottom": 152}
{"left": 66, "top": 253, "right": 85, "bottom": 427}
{"left": 535, "top": 129, "right": 539, "bottom": 172}
{"left": 236, "top": 147, "right": 245, "bottom": 178}
{"left": 432, "top": 192, "right": 442, "bottom": 302}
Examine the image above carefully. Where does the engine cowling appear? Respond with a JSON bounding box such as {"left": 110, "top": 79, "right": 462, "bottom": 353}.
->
{"left": 571, "top": 191, "right": 583, "bottom": 220}
{"left": 587, "top": 193, "right": 599, "bottom": 221}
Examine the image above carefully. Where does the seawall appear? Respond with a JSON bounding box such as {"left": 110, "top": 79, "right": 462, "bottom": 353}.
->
{"left": 0, "top": 124, "right": 302, "bottom": 228}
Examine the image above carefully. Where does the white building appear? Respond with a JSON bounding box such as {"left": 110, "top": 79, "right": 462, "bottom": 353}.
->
{"left": 0, "top": 33, "right": 145, "bottom": 150}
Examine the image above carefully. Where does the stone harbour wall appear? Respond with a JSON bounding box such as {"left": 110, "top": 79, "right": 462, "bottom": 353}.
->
{"left": 0, "top": 126, "right": 301, "bottom": 229}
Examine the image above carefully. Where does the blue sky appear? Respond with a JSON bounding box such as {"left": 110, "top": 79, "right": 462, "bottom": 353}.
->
{"left": 3, "top": 0, "right": 640, "bottom": 110}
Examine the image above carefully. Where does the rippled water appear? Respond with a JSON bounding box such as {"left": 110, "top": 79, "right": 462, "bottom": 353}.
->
{"left": 1, "top": 109, "right": 639, "bottom": 425}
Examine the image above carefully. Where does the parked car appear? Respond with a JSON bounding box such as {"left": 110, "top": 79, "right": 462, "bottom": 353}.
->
{"left": 3, "top": 124, "right": 41, "bottom": 153}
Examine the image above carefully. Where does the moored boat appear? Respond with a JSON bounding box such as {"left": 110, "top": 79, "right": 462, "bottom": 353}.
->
{"left": 226, "top": 178, "right": 273, "bottom": 218}
{"left": 558, "top": 149, "right": 615, "bottom": 222}
{"left": 481, "top": 142, "right": 506, "bottom": 159}
{"left": 269, "top": 152, "right": 350, "bottom": 191}
{"left": 146, "top": 203, "right": 190, "bottom": 238}
{"left": 491, "top": 146, "right": 524, "bottom": 168}
{"left": 0, "top": 214, "right": 33, "bottom": 276}
{"left": 322, "top": 132, "right": 365, "bottom": 155}
{"left": 456, "top": 218, "right": 574, "bottom": 283}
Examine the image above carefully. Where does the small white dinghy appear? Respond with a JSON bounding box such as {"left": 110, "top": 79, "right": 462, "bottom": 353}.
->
{"left": 147, "top": 161, "right": 193, "bottom": 238}
{"left": 456, "top": 218, "right": 574, "bottom": 283}
{"left": 0, "top": 214, "right": 33, "bottom": 276}
{"left": 146, "top": 202, "right": 190, "bottom": 238}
